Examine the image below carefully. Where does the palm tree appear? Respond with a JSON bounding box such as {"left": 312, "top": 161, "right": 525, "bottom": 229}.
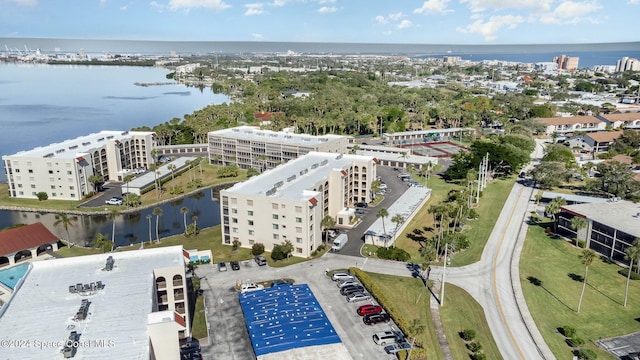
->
{"left": 624, "top": 239, "right": 640, "bottom": 307}
{"left": 108, "top": 208, "right": 120, "bottom": 252}
{"left": 167, "top": 164, "right": 176, "bottom": 180}
{"left": 146, "top": 214, "right": 153, "bottom": 245}
{"left": 153, "top": 207, "right": 163, "bottom": 244}
{"left": 577, "top": 249, "right": 596, "bottom": 313}
{"left": 123, "top": 174, "right": 135, "bottom": 194}
{"left": 180, "top": 206, "right": 189, "bottom": 235}
{"left": 376, "top": 208, "right": 389, "bottom": 247}
{"left": 545, "top": 197, "right": 567, "bottom": 232}
{"left": 570, "top": 216, "right": 588, "bottom": 247}
{"left": 92, "top": 233, "right": 111, "bottom": 253}
{"left": 53, "top": 213, "right": 78, "bottom": 248}
{"left": 407, "top": 319, "right": 426, "bottom": 359}
{"left": 391, "top": 214, "right": 405, "bottom": 240}
{"left": 191, "top": 215, "right": 199, "bottom": 237}
{"left": 320, "top": 215, "right": 336, "bottom": 244}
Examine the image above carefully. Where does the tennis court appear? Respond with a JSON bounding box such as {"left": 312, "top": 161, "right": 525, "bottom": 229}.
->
{"left": 398, "top": 141, "right": 469, "bottom": 158}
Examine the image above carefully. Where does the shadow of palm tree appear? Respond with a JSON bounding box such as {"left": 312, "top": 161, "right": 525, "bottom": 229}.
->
{"left": 568, "top": 273, "right": 584, "bottom": 282}
{"left": 527, "top": 276, "right": 574, "bottom": 311}
{"left": 587, "top": 282, "right": 623, "bottom": 306}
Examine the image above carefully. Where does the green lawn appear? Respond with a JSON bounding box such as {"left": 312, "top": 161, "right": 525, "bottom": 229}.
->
{"left": 440, "top": 285, "right": 503, "bottom": 360}
{"left": 191, "top": 295, "right": 208, "bottom": 340}
{"left": 521, "top": 220, "right": 640, "bottom": 360}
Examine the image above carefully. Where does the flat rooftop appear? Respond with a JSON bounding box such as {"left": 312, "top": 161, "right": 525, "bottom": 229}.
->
{"left": 383, "top": 127, "right": 475, "bottom": 138}
{"left": 541, "top": 191, "right": 609, "bottom": 204}
{"left": 125, "top": 157, "right": 196, "bottom": 189}
{"left": 563, "top": 200, "right": 640, "bottom": 238}
{"left": 239, "top": 284, "right": 344, "bottom": 359}
{"left": 355, "top": 149, "right": 438, "bottom": 165}
{"left": 209, "top": 126, "right": 345, "bottom": 146}
{"left": 3, "top": 130, "right": 154, "bottom": 160}
{"left": 0, "top": 246, "right": 186, "bottom": 359}
{"left": 366, "top": 186, "right": 432, "bottom": 239}
{"left": 224, "top": 152, "right": 374, "bottom": 201}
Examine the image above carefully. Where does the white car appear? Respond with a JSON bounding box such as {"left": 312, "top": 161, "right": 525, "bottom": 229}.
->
{"left": 336, "top": 280, "right": 360, "bottom": 288}
{"left": 331, "top": 272, "right": 354, "bottom": 281}
{"left": 240, "top": 283, "right": 264, "bottom": 293}
{"left": 346, "top": 292, "right": 371, "bottom": 303}
{"left": 105, "top": 197, "right": 123, "bottom": 205}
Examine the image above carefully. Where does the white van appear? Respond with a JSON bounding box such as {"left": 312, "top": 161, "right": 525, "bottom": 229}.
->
{"left": 331, "top": 234, "right": 349, "bottom": 252}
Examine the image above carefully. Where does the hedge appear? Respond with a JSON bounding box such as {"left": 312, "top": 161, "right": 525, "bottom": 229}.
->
{"left": 618, "top": 268, "right": 640, "bottom": 280}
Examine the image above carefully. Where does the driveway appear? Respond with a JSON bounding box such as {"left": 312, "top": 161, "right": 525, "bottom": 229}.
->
{"left": 196, "top": 255, "right": 413, "bottom": 360}
{"left": 79, "top": 183, "right": 124, "bottom": 208}
{"left": 337, "top": 166, "right": 410, "bottom": 257}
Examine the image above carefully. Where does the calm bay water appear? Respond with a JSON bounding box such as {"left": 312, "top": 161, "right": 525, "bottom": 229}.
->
{"left": 0, "top": 63, "right": 229, "bottom": 181}
{"left": 0, "top": 188, "right": 221, "bottom": 248}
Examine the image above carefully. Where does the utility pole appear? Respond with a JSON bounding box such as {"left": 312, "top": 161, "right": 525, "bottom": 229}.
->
{"left": 440, "top": 244, "right": 449, "bottom": 306}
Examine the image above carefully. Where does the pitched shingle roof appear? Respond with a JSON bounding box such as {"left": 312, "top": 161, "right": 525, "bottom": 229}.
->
{"left": 0, "top": 223, "right": 59, "bottom": 256}
{"left": 536, "top": 116, "right": 602, "bottom": 126}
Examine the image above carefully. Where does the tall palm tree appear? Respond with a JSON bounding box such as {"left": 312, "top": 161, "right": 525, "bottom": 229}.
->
{"left": 108, "top": 208, "right": 120, "bottom": 252}
{"left": 153, "top": 207, "right": 163, "bottom": 244}
{"left": 146, "top": 214, "right": 153, "bottom": 245}
{"left": 123, "top": 174, "right": 135, "bottom": 195}
{"left": 53, "top": 213, "right": 78, "bottom": 248}
{"left": 320, "top": 215, "right": 336, "bottom": 244}
{"left": 570, "top": 216, "right": 588, "bottom": 247}
{"left": 92, "top": 232, "right": 111, "bottom": 253}
{"left": 191, "top": 215, "right": 199, "bottom": 237}
{"left": 376, "top": 208, "right": 389, "bottom": 247}
{"left": 546, "top": 197, "right": 567, "bottom": 232}
{"left": 167, "top": 164, "right": 176, "bottom": 180}
{"left": 577, "top": 249, "right": 596, "bottom": 313}
{"left": 391, "top": 214, "right": 405, "bottom": 240}
{"left": 180, "top": 206, "right": 189, "bottom": 235}
{"left": 624, "top": 239, "right": 640, "bottom": 307}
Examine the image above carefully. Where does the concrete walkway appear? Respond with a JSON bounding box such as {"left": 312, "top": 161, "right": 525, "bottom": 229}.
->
{"left": 429, "top": 280, "right": 454, "bottom": 360}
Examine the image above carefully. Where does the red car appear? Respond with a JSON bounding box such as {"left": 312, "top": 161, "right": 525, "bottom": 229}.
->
{"left": 357, "top": 304, "right": 383, "bottom": 316}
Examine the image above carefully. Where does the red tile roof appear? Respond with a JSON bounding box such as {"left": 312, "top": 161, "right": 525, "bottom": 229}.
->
{"left": 174, "top": 312, "right": 186, "bottom": 327}
{"left": 0, "top": 223, "right": 59, "bottom": 256}
{"left": 308, "top": 197, "right": 318, "bottom": 206}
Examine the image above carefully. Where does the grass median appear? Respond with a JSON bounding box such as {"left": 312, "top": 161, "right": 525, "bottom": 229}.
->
{"left": 521, "top": 220, "right": 640, "bottom": 360}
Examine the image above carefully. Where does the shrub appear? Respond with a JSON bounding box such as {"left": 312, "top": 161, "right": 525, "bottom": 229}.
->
{"left": 376, "top": 246, "right": 411, "bottom": 261}
{"left": 271, "top": 245, "right": 286, "bottom": 261}
{"left": 574, "top": 349, "right": 597, "bottom": 360}
{"left": 36, "top": 192, "right": 48, "bottom": 201}
{"left": 466, "top": 341, "right": 482, "bottom": 353}
{"left": 470, "top": 353, "right": 487, "bottom": 360}
{"left": 618, "top": 268, "right": 640, "bottom": 280}
{"left": 251, "top": 243, "right": 265, "bottom": 256}
{"left": 460, "top": 329, "right": 477, "bottom": 341}
{"left": 560, "top": 326, "right": 577, "bottom": 338}
{"left": 232, "top": 240, "right": 241, "bottom": 251}
{"left": 577, "top": 240, "right": 587, "bottom": 248}
{"left": 568, "top": 337, "right": 585, "bottom": 348}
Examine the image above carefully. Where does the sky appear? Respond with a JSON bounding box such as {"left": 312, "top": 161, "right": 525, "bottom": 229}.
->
{"left": 1, "top": 0, "right": 639, "bottom": 44}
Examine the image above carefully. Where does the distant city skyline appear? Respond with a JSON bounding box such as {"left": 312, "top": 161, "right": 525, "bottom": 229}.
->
{"left": 1, "top": 0, "right": 639, "bottom": 44}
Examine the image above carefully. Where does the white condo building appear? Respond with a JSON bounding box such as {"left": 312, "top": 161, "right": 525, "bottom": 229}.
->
{"left": 208, "top": 126, "right": 348, "bottom": 171}
{"left": 220, "top": 152, "right": 377, "bottom": 258}
{"left": 2, "top": 131, "right": 156, "bottom": 200}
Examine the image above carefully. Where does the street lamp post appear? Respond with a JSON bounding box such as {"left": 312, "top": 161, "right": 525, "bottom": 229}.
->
{"left": 440, "top": 243, "right": 450, "bottom": 306}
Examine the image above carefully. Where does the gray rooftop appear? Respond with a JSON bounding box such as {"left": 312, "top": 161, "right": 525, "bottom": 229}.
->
{"left": 563, "top": 200, "right": 640, "bottom": 238}
{"left": 355, "top": 150, "right": 438, "bottom": 166}
{"left": 541, "top": 191, "right": 609, "bottom": 204}
{"left": 225, "top": 152, "right": 374, "bottom": 201}
{"left": 124, "top": 157, "right": 197, "bottom": 189}
{"left": 364, "top": 186, "right": 432, "bottom": 240}
{"left": 3, "top": 130, "right": 154, "bottom": 159}
{"left": 383, "top": 127, "right": 475, "bottom": 138}
{"left": 209, "top": 126, "right": 345, "bottom": 146}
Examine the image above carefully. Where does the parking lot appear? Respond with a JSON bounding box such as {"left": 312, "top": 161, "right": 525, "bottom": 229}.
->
{"left": 196, "top": 255, "right": 407, "bottom": 360}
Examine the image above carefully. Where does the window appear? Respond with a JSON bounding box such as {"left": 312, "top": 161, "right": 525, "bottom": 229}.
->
{"left": 30, "top": 184, "right": 36, "bottom": 189}
{"left": 248, "top": 220, "right": 254, "bottom": 226}
{"left": 69, "top": 186, "right": 74, "bottom": 190}
{"left": 232, "top": 218, "right": 238, "bottom": 223}
{"left": 14, "top": 169, "right": 19, "bottom": 173}
{"left": 296, "top": 227, "right": 302, "bottom": 233}
{"left": 249, "top": 239, "right": 255, "bottom": 245}
{"left": 232, "top": 227, "right": 238, "bottom": 233}
{"left": 296, "top": 217, "right": 302, "bottom": 223}
{"left": 296, "top": 248, "right": 303, "bottom": 254}
{"left": 273, "top": 234, "right": 279, "bottom": 240}
{"left": 231, "top": 197, "right": 237, "bottom": 204}
{"left": 295, "top": 206, "right": 302, "bottom": 213}
{"left": 246, "top": 199, "right": 253, "bottom": 206}
{"left": 248, "top": 230, "right": 255, "bottom": 235}
{"left": 67, "top": 171, "right": 72, "bottom": 175}
{"left": 28, "top": 169, "right": 33, "bottom": 173}
{"left": 232, "top": 208, "right": 237, "bottom": 214}
{"left": 272, "top": 214, "right": 279, "bottom": 220}
{"left": 17, "top": 184, "right": 22, "bottom": 188}
{"left": 18, "top": 191, "right": 23, "bottom": 195}
{"left": 48, "top": 170, "right": 53, "bottom": 174}
{"left": 248, "top": 210, "right": 253, "bottom": 216}
{"left": 70, "top": 194, "right": 75, "bottom": 197}
{"left": 52, "top": 193, "right": 56, "bottom": 197}
{"left": 272, "top": 224, "right": 279, "bottom": 230}
{"left": 272, "top": 203, "right": 278, "bottom": 210}
{"left": 296, "top": 237, "right": 303, "bottom": 243}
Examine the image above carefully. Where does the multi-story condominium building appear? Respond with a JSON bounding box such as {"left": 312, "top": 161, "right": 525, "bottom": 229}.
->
{"left": 2, "top": 130, "right": 156, "bottom": 200}
{"left": 536, "top": 116, "right": 606, "bottom": 135}
{"left": 219, "top": 152, "right": 376, "bottom": 258}
{"left": 566, "top": 131, "right": 623, "bottom": 153}
{"left": 616, "top": 57, "right": 640, "bottom": 72}
{"left": 552, "top": 54, "right": 579, "bottom": 71}
{"left": 208, "top": 126, "right": 348, "bottom": 171}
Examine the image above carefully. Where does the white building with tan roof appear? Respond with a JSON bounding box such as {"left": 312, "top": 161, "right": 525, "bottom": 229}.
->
{"left": 536, "top": 115, "right": 606, "bottom": 135}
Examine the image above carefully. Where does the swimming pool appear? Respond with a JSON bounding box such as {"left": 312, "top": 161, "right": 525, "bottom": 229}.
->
{"left": 0, "top": 263, "right": 30, "bottom": 290}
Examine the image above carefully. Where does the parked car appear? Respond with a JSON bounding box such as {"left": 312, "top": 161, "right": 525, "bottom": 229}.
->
{"left": 217, "top": 262, "right": 227, "bottom": 272}
{"left": 336, "top": 280, "right": 360, "bottom": 288}
{"left": 331, "top": 272, "right": 354, "bottom": 281}
{"left": 230, "top": 261, "right": 240, "bottom": 271}
{"left": 240, "top": 283, "right": 264, "bottom": 293}
{"left": 357, "top": 304, "right": 383, "bottom": 316}
{"left": 346, "top": 292, "right": 371, "bottom": 303}
{"left": 372, "top": 331, "right": 403, "bottom": 346}
{"left": 363, "top": 313, "right": 391, "bottom": 325}
{"left": 270, "top": 279, "right": 292, "bottom": 287}
{"left": 384, "top": 342, "right": 412, "bottom": 354}
{"left": 340, "top": 285, "right": 365, "bottom": 296}
{"left": 254, "top": 255, "right": 267, "bottom": 266}
{"left": 105, "top": 197, "right": 123, "bottom": 205}
{"left": 355, "top": 202, "right": 368, "bottom": 208}
{"left": 355, "top": 208, "right": 365, "bottom": 215}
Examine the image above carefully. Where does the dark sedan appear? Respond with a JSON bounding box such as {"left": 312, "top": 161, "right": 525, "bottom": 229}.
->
{"left": 363, "top": 312, "right": 391, "bottom": 325}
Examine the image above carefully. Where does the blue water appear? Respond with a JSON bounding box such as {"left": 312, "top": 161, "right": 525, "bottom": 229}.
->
{"left": 0, "top": 262, "right": 29, "bottom": 290}
{"left": 0, "top": 63, "right": 229, "bottom": 182}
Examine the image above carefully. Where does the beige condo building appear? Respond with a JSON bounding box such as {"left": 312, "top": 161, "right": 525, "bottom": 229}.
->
{"left": 2, "top": 130, "right": 156, "bottom": 200}
{"left": 208, "top": 126, "right": 348, "bottom": 171}
{"left": 220, "top": 152, "right": 377, "bottom": 258}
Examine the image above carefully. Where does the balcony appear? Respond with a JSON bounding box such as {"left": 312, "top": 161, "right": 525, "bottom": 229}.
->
{"left": 174, "top": 290, "right": 185, "bottom": 301}
{"left": 156, "top": 281, "right": 167, "bottom": 289}
{"left": 173, "top": 279, "right": 183, "bottom": 287}
{"left": 157, "top": 294, "right": 168, "bottom": 304}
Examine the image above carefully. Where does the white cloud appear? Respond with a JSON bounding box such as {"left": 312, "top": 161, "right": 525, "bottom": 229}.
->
{"left": 456, "top": 14, "right": 524, "bottom": 41}
{"left": 4, "top": 0, "right": 37, "bottom": 6}
{"left": 374, "top": 15, "right": 388, "bottom": 24}
{"left": 244, "top": 3, "right": 265, "bottom": 15}
{"left": 413, "top": 0, "right": 451, "bottom": 15}
{"left": 318, "top": 0, "right": 336, "bottom": 3}
{"left": 149, "top": 1, "right": 165, "bottom": 10}
{"left": 539, "top": 1, "right": 602, "bottom": 24}
{"left": 388, "top": 12, "right": 404, "bottom": 21}
{"left": 167, "top": 0, "right": 231, "bottom": 11}
{"left": 628, "top": 0, "right": 640, "bottom": 3}
{"left": 120, "top": 5, "right": 127, "bottom": 10}
{"left": 397, "top": 19, "right": 413, "bottom": 29}
{"left": 317, "top": 6, "right": 336, "bottom": 13}
{"left": 460, "top": 0, "right": 553, "bottom": 13}
{"left": 252, "top": 33, "right": 263, "bottom": 40}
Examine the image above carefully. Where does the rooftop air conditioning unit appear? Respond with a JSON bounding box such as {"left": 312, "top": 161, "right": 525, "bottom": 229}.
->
{"left": 105, "top": 256, "right": 115, "bottom": 271}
